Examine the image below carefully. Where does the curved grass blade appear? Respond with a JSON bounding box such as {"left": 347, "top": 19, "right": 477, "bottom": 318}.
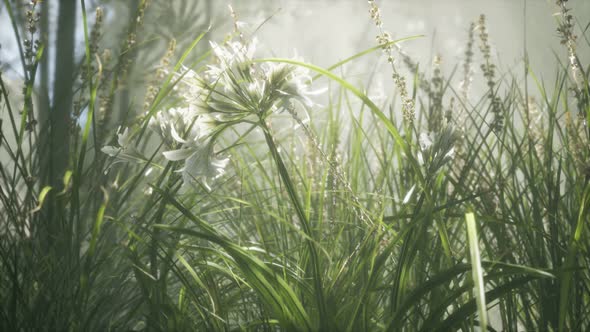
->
{"left": 313, "top": 35, "right": 424, "bottom": 80}
{"left": 151, "top": 187, "right": 312, "bottom": 330}
{"left": 559, "top": 183, "right": 590, "bottom": 332}
{"left": 157, "top": 225, "right": 313, "bottom": 331}
{"left": 256, "top": 58, "right": 426, "bottom": 195}
{"left": 466, "top": 212, "right": 487, "bottom": 331}
{"left": 434, "top": 276, "right": 535, "bottom": 332}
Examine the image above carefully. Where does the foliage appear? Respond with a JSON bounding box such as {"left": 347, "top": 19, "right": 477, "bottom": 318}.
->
{"left": 0, "top": 0, "right": 589, "bottom": 331}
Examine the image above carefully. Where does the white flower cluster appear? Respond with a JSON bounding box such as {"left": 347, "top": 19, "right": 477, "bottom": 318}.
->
{"left": 150, "top": 107, "right": 228, "bottom": 190}
{"left": 102, "top": 107, "right": 228, "bottom": 191}
{"left": 103, "top": 37, "right": 321, "bottom": 191}
{"left": 176, "top": 39, "right": 322, "bottom": 120}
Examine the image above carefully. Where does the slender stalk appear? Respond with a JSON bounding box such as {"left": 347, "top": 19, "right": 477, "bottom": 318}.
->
{"left": 259, "top": 118, "right": 328, "bottom": 329}
{"left": 49, "top": 1, "right": 75, "bottom": 190}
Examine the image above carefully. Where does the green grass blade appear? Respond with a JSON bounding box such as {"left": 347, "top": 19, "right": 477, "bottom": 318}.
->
{"left": 559, "top": 183, "right": 590, "bottom": 332}
{"left": 256, "top": 58, "right": 406, "bottom": 148}
{"left": 151, "top": 186, "right": 313, "bottom": 330}
{"left": 314, "top": 35, "right": 424, "bottom": 80}
{"left": 466, "top": 212, "right": 488, "bottom": 331}
{"left": 30, "top": 186, "right": 52, "bottom": 214}
{"left": 434, "top": 276, "right": 535, "bottom": 332}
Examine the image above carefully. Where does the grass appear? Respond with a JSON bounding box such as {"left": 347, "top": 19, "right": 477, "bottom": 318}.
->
{"left": 1, "top": 0, "right": 589, "bottom": 331}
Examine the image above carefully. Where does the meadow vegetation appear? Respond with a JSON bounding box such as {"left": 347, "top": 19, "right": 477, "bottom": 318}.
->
{"left": 0, "top": 0, "right": 589, "bottom": 330}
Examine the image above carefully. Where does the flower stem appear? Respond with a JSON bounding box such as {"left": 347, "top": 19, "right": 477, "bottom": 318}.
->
{"left": 260, "top": 118, "right": 328, "bottom": 328}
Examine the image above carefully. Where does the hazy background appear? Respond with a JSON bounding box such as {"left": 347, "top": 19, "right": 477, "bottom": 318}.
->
{"left": 1, "top": 0, "right": 589, "bottom": 118}
{"left": 0, "top": 3, "right": 588, "bottom": 330}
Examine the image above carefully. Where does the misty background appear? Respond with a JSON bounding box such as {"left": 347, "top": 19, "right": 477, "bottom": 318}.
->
{"left": 1, "top": 0, "right": 589, "bottom": 99}
{"left": 2, "top": 0, "right": 588, "bottom": 176}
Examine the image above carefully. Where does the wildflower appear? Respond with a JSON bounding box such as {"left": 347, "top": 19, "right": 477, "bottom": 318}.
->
{"left": 368, "top": 0, "right": 383, "bottom": 27}
{"left": 101, "top": 127, "right": 144, "bottom": 163}
{"left": 179, "top": 38, "right": 322, "bottom": 119}
{"left": 149, "top": 106, "right": 214, "bottom": 145}
{"left": 214, "top": 39, "right": 257, "bottom": 67}
{"left": 555, "top": 0, "right": 581, "bottom": 86}
{"left": 205, "top": 39, "right": 257, "bottom": 82}
{"left": 101, "top": 126, "right": 129, "bottom": 156}
{"left": 162, "top": 125, "right": 228, "bottom": 190}
{"left": 367, "top": 0, "right": 415, "bottom": 124}
{"left": 419, "top": 132, "right": 433, "bottom": 151}
{"left": 460, "top": 22, "right": 476, "bottom": 101}
{"left": 147, "top": 106, "right": 226, "bottom": 189}
{"left": 418, "top": 127, "right": 458, "bottom": 173}
{"left": 149, "top": 37, "right": 324, "bottom": 188}
{"left": 262, "top": 60, "right": 323, "bottom": 108}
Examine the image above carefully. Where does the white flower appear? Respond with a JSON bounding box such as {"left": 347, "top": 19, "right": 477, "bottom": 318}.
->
{"left": 162, "top": 123, "right": 228, "bottom": 190}
{"left": 204, "top": 39, "right": 258, "bottom": 85}
{"left": 173, "top": 68, "right": 208, "bottom": 108}
{"left": 261, "top": 60, "right": 325, "bottom": 108}
{"left": 101, "top": 145, "right": 121, "bottom": 157}
{"left": 101, "top": 127, "right": 130, "bottom": 156}
{"left": 167, "top": 38, "right": 324, "bottom": 122}
{"left": 101, "top": 127, "right": 143, "bottom": 162}
{"left": 418, "top": 132, "right": 433, "bottom": 151}
{"left": 417, "top": 128, "right": 458, "bottom": 171}
{"left": 149, "top": 107, "right": 215, "bottom": 144}
{"left": 209, "top": 38, "right": 257, "bottom": 70}
{"left": 163, "top": 144, "right": 229, "bottom": 190}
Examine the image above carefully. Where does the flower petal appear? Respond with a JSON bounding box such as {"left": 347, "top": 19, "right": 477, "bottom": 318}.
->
{"left": 163, "top": 149, "right": 193, "bottom": 161}
{"left": 170, "top": 125, "right": 187, "bottom": 144}
{"left": 101, "top": 146, "right": 121, "bottom": 156}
